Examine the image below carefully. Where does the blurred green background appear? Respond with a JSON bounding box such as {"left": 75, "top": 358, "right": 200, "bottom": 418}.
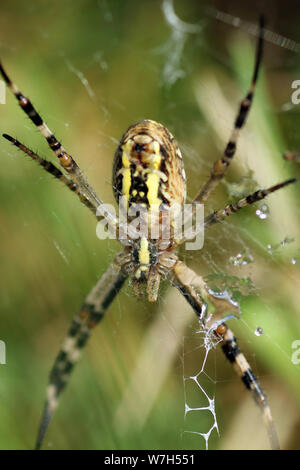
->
{"left": 0, "top": 0, "right": 300, "bottom": 450}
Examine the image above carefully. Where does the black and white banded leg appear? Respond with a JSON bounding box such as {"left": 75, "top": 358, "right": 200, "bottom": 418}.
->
{"left": 0, "top": 62, "right": 102, "bottom": 210}
{"left": 35, "top": 258, "right": 128, "bottom": 450}
{"left": 0, "top": 62, "right": 120, "bottom": 232}
{"left": 2, "top": 134, "right": 99, "bottom": 217}
{"left": 216, "top": 324, "right": 280, "bottom": 450}
{"left": 169, "top": 260, "right": 280, "bottom": 450}
{"left": 204, "top": 178, "right": 296, "bottom": 229}
{"left": 178, "top": 178, "right": 296, "bottom": 247}
{"left": 193, "top": 17, "right": 264, "bottom": 204}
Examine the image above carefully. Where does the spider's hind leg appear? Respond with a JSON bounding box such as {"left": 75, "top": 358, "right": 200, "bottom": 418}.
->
{"left": 35, "top": 259, "right": 127, "bottom": 450}
{"left": 216, "top": 323, "right": 280, "bottom": 450}
{"left": 169, "top": 260, "right": 280, "bottom": 450}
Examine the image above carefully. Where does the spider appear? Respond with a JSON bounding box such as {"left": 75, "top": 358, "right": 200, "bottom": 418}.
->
{"left": 0, "top": 17, "right": 295, "bottom": 450}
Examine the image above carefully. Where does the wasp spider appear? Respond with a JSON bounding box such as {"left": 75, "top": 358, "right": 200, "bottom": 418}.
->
{"left": 0, "top": 18, "right": 295, "bottom": 450}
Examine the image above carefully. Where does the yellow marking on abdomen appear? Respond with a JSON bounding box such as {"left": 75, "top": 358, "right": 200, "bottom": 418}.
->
{"left": 139, "top": 237, "right": 150, "bottom": 265}
{"left": 122, "top": 168, "right": 131, "bottom": 204}
{"left": 146, "top": 172, "right": 161, "bottom": 208}
{"left": 120, "top": 144, "right": 133, "bottom": 206}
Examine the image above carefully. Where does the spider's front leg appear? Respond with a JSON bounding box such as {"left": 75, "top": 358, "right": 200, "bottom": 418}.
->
{"left": 35, "top": 253, "right": 128, "bottom": 450}
{"left": 0, "top": 62, "right": 121, "bottom": 235}
{"left": 167, "top": 259, "right": 280, "bottom": 450}
{"left": 0, "top": 62, "right": 103, "bottom": 211}
{"left": 2, "top": 134, "right": 99, "bottom": 217}
{"left": 193, "top": 16, "right": 264, "bottom": 205}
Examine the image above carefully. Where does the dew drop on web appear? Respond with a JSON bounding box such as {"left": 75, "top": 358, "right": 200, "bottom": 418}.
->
{"left": 256, "top": 203, "right": 269, "bottom": 220}
{"left": 267, "top": 236, "right": 295, "bottom": 254}
{"left": 254, "top": 327, "right": 264, "bottom": 337}
{"left": 229, "top": 250, "right": 254, "bottom": 266}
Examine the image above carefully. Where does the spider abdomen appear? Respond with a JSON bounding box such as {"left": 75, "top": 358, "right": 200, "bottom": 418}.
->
{"left": 112, "top": 119, "right": 186, "bottom": 212}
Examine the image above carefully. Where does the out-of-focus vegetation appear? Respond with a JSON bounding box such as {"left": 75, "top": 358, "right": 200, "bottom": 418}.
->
{"left": 0, "top": 0, "right": 299, "bottom": 450}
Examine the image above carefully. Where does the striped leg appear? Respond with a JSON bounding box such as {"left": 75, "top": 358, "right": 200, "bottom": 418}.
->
{"left": 168, "top": 260, "right": 279, "bottom": 450}
{"left": 0, "top": 62, "right": 102, "bottom": 209}
{"left": 204, "top": 178, "right": 296, "bottom": 229}
{"left": 215, "top": 323, "right": 280, "bottom": 450}
{"left": 2, "top": 134, "right": 98, "bottom": 217}
{"left": 35, "top": 258, "right": 128, "bottom": 450}
{"left": 193, "top": 17, "right": 264, "bottom": 204}
{"left": 175, "top": 178, "right": 296, "bottom": 247}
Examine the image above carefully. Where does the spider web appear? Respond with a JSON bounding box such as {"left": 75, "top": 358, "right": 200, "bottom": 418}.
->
{"left": 158, "top": 0, "right": 300, "bottom": 450}
{"left": 0, "top": 0, "right": 299, "bottom": 451}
